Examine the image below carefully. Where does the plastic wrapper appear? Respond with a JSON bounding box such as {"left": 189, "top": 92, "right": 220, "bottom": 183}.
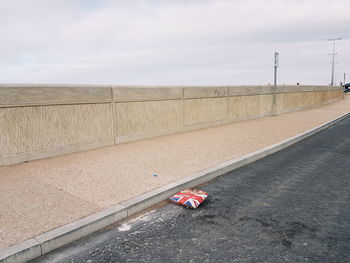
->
{"left": 169, "top": 189, "right": 208, "bottom": 209}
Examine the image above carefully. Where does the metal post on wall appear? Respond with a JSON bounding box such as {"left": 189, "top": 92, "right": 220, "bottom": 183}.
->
{"left": 272, "top": 51, "right": 279, "bottom": 115}
{"left": 344, "top": 72, "right": 346, "bottom": 85}
{"left": 274, "top": 52, "right": 279, "bottom": 87}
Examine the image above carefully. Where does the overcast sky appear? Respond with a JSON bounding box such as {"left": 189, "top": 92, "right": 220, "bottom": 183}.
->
{"left": 0, "top": 0, "right": 349, "bottom": 86}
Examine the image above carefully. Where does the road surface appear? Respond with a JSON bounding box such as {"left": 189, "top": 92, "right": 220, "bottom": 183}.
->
{"left": 35, "top": 116, "right": 350, "bottom": 263}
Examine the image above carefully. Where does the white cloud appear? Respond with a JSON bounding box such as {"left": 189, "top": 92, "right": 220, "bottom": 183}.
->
{"left": 0, "top": 0, "right": 349, "bottom": 85}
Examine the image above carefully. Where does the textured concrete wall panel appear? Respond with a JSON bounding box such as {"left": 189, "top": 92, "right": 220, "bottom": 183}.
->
{"left": 228, "top": 95, "right": 259, "bottom": 120}
{"left": 228, "top": 94, "right": 273, "bottom": 121}
{"left": 259, "top": 94, "right": 274, "bottom": 115}
{"left": 114, "top": 100, "right": 183, "bottom": 142}
{"left": 282, "top": 92, "right": 308, "bottom": 111}
{"left": 321, "top": 90, "right": 343, "bottom": 103}
{"left": 0, "top": 104, "right": 113, "bottom": 157}
{"left": 184, "top": 98, "right": 227, "bottom": 127}
{"left": 276, "top": 90, "right": 342, "bottom": 114}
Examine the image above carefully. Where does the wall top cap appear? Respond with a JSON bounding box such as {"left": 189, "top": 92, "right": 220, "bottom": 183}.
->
{"left": 0, "top": 84, "right": 341, "bottom": 106}
{"left": 0, "top": 84, "right": 112, "bottom": 107}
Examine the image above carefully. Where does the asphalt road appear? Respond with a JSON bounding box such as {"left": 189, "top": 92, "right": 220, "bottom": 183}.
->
{"left": 35, "top": 116, "right": 350, "bottom": 263}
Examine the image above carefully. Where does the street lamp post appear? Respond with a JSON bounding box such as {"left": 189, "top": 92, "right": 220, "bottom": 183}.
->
{"left": 273, "top": 52, "right": 279, "bottom": 115}
{"left": 274, "top": 52, "right": 279, "bottom": 87}
{"left": 344, "top": 72, "right": 346, "bottom": 85}
{"left": 327, "top": 38, "right": 342, "bottom": 86}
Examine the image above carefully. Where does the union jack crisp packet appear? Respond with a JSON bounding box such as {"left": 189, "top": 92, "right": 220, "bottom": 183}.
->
{"left": 169, "top": 189, "right": 208, "bottom": 209}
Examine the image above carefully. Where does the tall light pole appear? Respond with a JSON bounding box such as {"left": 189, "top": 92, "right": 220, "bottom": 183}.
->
{"left": 344, "top": 72, "right": 346, "bottom": 85}
{"left": 273, "top": 52, "right": 279, "bottom": 115}
{"left": 274, "top": 51, "right": 279, "bottom": 87}
{"left": 327, "top": 38, "right": 341, "bottom": 86}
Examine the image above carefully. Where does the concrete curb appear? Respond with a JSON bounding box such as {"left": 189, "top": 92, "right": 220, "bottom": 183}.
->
{"left": 1, "top": 112, "right": 349, "bottom": 263}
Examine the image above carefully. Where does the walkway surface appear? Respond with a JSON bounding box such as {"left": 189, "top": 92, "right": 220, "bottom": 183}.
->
{"left": 1, "top": 96, "right": 350, "bottom": 249}
{"left": 36, "top": 110, "right": 350, "bottom": 263}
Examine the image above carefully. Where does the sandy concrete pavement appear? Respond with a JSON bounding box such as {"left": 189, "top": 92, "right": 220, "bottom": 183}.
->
{"left": 1, "top": 96, "right": 349, "bottom": 248}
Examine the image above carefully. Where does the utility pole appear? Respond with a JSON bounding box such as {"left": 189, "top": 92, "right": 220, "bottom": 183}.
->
{"left": 327, "top": 38, "right": 341, "bottom": 86}
{"left": 344, "top": 72, "right": 346, "bottom": 85}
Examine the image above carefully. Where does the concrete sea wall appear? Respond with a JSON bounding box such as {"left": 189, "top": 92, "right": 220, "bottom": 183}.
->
{"left": 0, "top": 84, "right": 343, "bottom": 166}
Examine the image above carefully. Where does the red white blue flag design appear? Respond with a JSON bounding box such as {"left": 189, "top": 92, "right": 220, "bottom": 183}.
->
{"left": 169, "top": 189, "right": 208, "bottom": 209}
